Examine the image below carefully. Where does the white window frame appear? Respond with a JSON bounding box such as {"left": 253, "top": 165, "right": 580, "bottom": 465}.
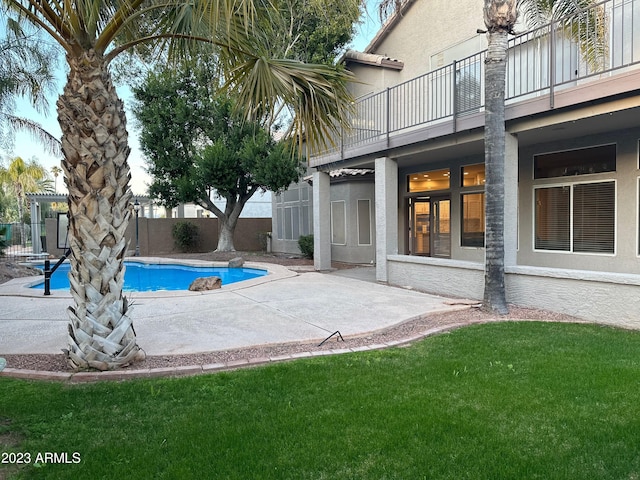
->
{"left": 356, "top": 199, "right": 372, "bottom": 246}
{"left": 533, "top": 179, "right": 617, "bottom": 256}
{"left": 331, "top": 200, "right": 347, "bottom": 246}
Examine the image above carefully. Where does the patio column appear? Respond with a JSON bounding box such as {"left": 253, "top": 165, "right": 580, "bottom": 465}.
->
{"left": 375, "top": 156, "right": 398, "bottom": 282}
{"left": 30, "top": 201, "right": 42, "bottom": 254}
{"left": 504, "top": 132, "right": 518, "bottom": 267}
{"left": 313, "top": 170, "right": 331, "bottom": 270}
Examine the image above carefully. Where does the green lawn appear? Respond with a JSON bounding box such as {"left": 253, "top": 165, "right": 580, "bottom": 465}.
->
{"left": 1, "top": 321, "right": 639, "bottom": 479}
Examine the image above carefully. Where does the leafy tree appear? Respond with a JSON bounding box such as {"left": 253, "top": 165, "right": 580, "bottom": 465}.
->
{"left": 0, "top": 19, "right": 60, "bottom": 155}
{"left": 133, "top": 64, "right": 304, "bottom": 251}
{"left": 2, "top": 0, "right": 355, "bottom": 370}
{"left": 270, "top": 0, "right": 363, "bottom": 64}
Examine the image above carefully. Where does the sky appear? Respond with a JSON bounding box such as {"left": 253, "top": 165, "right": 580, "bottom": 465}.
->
{"left": 1, "top": 8, "right": 382, "bottom": 197}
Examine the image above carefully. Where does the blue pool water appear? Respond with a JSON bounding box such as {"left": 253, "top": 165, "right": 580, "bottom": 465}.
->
{"left": 30, "top": 262, "right": 267, "bottom": 292}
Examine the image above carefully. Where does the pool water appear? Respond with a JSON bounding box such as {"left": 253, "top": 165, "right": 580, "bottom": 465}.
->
{"left": 30, "top": 262, "right": 267, "bottom": 292}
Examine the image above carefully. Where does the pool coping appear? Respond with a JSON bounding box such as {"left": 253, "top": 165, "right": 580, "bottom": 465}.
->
{"left": 0, "top": 257, "right": 299, "bottom": 298}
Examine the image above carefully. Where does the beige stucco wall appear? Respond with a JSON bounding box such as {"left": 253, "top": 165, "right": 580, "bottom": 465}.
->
{"left": 355, "top": 0, "right": 485, "bottom": 87}
{"left": 387, "top": 255, "right": 640, "bottom": 325}
{"left": 330, "top": 180, "right": 376, "bottom": 264}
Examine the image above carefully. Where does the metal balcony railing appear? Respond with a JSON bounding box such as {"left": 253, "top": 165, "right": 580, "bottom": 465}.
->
{"left": 314, "top": 0, "right": 640, "bottom": 163}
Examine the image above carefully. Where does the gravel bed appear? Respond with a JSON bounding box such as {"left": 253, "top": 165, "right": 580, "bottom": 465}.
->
{"left": 1, "top": 306, "right": 585, "bottom": 373}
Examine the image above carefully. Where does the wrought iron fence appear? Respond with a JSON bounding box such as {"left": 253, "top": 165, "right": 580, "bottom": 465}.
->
{"left": 0, "top": 222, "right": 48, "bottom": 261}
{"left": 314, "top": 0, "right": 640, "bottom": 161}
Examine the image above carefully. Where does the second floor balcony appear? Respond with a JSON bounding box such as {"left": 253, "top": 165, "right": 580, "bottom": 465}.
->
{"left": 311, "top": 0, "right": 640, "bottom": 167}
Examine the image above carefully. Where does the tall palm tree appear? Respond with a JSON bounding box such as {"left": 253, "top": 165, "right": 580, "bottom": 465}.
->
{"left": 482, "top": 0, "right": 602, "bottom": 314}
{"left": 2, "top": 0, "right": 355, "bottom": 370}
{"left": 50, "top": 165, "right": 62, "bottom": 193}
{"left": 482, "top": 0, "right": 518, "bottom": 315}
{"left": 0, "top": 156, "right": 50, "bottom": 244}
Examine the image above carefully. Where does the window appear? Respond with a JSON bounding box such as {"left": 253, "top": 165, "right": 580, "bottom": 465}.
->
{"left": 534, "top": 144, "right": 616, "bottom": 179}
{"left": 331, "top": 201, "right": 346, "bottom": 245}
{"left": 535, "top": 186, "right": 570, "bottom": 251}
{"left": 461, "top": 193, "right": 485, "bottom": 247}
{"left": 408, "top": 168, "right": 450, "bottom": 192}
{"left": 301, "top": 206, "right": 310, "bottom": 236}
{"left": 535, "top": 181, "right": 615, "bottom": 254}
{"left": 281, "top": 206, "right": 300, "bottom": 240}
{"left": 357, "top": 199, "right": 371, "bottom": 245}
{"left": 276, "top": 207, "right": 284, "bottom": 239}
{"left": 455, "top": 59, "right": 481, "bottom": 115}
{"left": 462, "top": 164, "right": 485, "bottom": 187}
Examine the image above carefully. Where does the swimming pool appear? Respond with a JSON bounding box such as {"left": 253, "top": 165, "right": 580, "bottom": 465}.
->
{"left": 30, "top": 261, "right": 268, "bottom": 292}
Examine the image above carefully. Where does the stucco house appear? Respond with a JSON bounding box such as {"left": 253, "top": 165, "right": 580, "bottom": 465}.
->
{"left": 272, "top": 0, "right": 640, "bottom": 325}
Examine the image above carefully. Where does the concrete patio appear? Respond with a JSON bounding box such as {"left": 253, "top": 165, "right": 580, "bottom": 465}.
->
{"left": 0, "top": 261, "right": 467, "bottom": 356}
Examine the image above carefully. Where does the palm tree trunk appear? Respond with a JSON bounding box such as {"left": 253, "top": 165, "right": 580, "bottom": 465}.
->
{"left": 483, "top": 0, "right": 515, "bottom": 315}
{"left": 57, "top": 50, "right": 143, "bottom": 371}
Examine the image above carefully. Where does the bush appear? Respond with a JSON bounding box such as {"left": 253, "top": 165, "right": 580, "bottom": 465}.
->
{"left": 298, "top": 234, "right": 314, "bottom": 259}
{"left": 172, "top": 221, "right": 199, "bottom": 252}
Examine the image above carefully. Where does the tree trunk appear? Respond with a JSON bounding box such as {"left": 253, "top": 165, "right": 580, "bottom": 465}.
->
{"left": 214, "top": 191, "right": 255, "bottom": 252}
{"left": 216, "top": 219, "right": 237, "bottom": 252}
{"left": 482, "top": 0, "right": 516, "bottom": 315}
{"left": 57, "top": 50, "right": 143, "bottom": 371}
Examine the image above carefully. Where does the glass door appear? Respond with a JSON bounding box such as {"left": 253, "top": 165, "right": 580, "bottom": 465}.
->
{"left": 411, "top": 198, "right": 430, "bottom": 255}
{"left": 409, "top": 197, "right": 450, "bottom": 257}
{"left": 432, "top": 198, "right": 451, "bottom": 257}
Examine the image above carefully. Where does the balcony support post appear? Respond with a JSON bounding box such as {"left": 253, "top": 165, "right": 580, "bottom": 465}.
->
{"left": 313, "top": 170, "right": 332, "bottom": 271}
{"left": 504, "top": 132, "right": 518, "bottom": 267}
{"left": 375, "top": 156, "right": 398, "bottom": 283}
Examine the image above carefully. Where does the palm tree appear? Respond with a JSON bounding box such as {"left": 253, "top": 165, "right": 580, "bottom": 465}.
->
{"left": 2, "top": 0, "right": 355, "bottom": 370}
{"left": 50, "top": 165, "right": 62, "bottom": 194}
{"left": 482, "top": 0, "right": 602, "bottom": 314}
{"left": 0, "top": 19, "right": 61, "bottom": 156}
{"left": 0, "top": 156, "right": 50, "bottom": 245}
{"left": 481, "top": 0, "right": 518, "bottom": 315}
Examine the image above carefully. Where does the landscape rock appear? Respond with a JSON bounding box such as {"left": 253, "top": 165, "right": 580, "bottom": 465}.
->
{"left": 228, "top": 257, "right": 244, "bottom": 268}
{"left": 0, "top": 261, "right": 42, "bottom": 285}
{"left": 189, "top": 276, "right": 222, "bottom": 291}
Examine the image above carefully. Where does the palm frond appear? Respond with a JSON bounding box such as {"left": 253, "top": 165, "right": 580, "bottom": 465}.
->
{"left": 225, "top": 55, "right": 354, "bottom": 153}
{"left": 1, "top": 113, "right": 62, "bottom": 156}
{"left": 518, "top": 0, "right": 606, "bottom": 71}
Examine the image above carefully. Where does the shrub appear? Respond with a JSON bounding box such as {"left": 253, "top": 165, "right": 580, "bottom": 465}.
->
{"left": 298, "top": 234, "right": 314, "bottom": 259}
{"left": 172, "top": 221, "right": 199, "bottom": 252}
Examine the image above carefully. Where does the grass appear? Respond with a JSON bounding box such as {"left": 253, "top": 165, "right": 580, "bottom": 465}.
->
{"left": 1, "top": 321, "right": 639, "bottom": 479}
